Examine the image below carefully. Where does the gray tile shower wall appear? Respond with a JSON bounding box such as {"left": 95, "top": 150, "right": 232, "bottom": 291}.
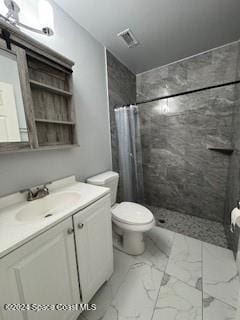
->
{"left": 137, "top": 41, "right": 240, "bottom": 223}
{"left": 106, "top": 51, "right": 136, "bottom": 174}
{"left": 137, "top": 41, "right": 240, "bottom": 102}
{"left": 225, "top": 62, "right": 240, "bottom": 254}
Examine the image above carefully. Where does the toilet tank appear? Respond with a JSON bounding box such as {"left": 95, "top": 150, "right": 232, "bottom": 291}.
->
{"left": 86, "top": 171, "right": 119, "bottom": 206}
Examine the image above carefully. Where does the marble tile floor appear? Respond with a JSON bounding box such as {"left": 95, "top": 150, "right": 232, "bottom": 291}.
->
{"left": 78, "top": 226, "right": 239, "bottom": 320}
{"left": 148, "top": 206, "right": 228, "bottom": 248}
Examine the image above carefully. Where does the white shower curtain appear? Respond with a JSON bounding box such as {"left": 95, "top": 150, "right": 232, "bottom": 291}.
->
{"left": 114, "top": 105, "right": 144, "bottom": 203}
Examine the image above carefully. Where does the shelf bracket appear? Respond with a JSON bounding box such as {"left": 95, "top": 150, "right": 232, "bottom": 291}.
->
{"left": 207, "top": 146, "right": 234, "bottom": 155}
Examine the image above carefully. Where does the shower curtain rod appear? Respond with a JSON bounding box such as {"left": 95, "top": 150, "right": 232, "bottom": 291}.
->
{"left": 136, "top": 79, "right": 240, "bottom": 106}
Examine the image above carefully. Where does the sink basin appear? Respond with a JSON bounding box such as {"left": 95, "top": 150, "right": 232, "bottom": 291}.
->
{"left": 15, "top": 192, "right": 81, "bottom": 222}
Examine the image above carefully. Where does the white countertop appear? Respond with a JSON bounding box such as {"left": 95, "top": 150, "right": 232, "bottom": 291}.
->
{"left": 0, "top": 176, "right": 109, "bottom": 259}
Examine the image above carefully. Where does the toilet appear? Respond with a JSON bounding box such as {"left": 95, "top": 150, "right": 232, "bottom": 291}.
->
{"left": 87, "top": 171, "right": 155, "bottom": 255}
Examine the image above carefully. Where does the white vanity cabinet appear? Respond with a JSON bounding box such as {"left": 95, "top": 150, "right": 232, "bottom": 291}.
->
{"left": 73, "top": 194, "right": 113, "bottom": 303}
{"left": 0, "top": 193, "right": 113, "bottom": 320}
{"left": 0, "top": 217, "right": 80, "bottom": 320}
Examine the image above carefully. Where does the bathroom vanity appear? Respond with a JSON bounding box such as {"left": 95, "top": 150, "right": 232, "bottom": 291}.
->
{"left": 0, "top": 177, "right": 113, "bottom": 320}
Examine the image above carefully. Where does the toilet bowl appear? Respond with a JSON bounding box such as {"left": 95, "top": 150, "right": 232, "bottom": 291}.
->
{"left": 87, "top": 171, "right": 155, "bottom": 255}
{"left": 112, "top": 202, "right": 155, "bottom": 255}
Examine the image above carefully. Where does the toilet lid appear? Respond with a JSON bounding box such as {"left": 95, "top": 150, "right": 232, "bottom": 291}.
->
{"left": 112, "top": 202, "right": 154, "bottom": 225}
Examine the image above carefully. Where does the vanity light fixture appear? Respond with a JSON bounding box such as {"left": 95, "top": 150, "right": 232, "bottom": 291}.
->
{"left": 0, "top": 0, "right": 54, "bottom": 36}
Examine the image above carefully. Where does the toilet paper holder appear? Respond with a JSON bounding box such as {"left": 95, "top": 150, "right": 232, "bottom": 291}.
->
{"left": 231, "top": 201, "right": 240, "bottom": 233}
{"left": 237, "top": 201, "right": 240, "bottom": 209}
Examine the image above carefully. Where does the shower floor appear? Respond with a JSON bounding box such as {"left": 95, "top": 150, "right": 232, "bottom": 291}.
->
{"left": 148, "top": 206, "right": 228, "bottom": 248}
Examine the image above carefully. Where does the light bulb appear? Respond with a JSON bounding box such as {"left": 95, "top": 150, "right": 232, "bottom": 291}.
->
{"left": 0, "top": 0, "right": 8, "bottom": 16}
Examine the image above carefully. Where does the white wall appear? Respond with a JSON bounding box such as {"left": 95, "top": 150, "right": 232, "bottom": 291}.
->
{"left": 0, "top": 0, "right": 112, "bottom": 196}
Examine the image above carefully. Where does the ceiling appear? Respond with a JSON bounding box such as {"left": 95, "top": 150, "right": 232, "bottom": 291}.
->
{"left": 54, "top": 0, "right": 240, "bottom": 74}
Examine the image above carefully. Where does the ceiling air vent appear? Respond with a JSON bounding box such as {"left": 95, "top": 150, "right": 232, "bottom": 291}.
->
{"left": 117, "top": 28, "right": 139, "bottom": 48}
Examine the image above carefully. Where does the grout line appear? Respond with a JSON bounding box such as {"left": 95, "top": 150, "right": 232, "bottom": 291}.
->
{"left": 137, "top": 79, "right": 240, "bottom": 105}
{"left": 164, "top": 231, "right": 177, "bottom": 276}
{"left": 201, "top": 242, "right": 239, "bottom": 314}
{"left": 112, "top": 249, "right": 134, "bottom": 291}
{"left": 150, "top": 231, "right": 177, "bottom": 320}
{"left": 162, "top": 233, "right": 204, "bottom": 293}
{"left": 98, "top": 248, "right": 135, "bottom": 319}
{"left": 202, "top": 241, "right": 204, "bottom": 320}
{"left": 202, "top": 294, "right": 238, "bottom": 310}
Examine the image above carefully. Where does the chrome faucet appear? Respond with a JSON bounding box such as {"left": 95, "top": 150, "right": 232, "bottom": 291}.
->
{"left": 21, "top": 182, "right": 52, "bottom": 201}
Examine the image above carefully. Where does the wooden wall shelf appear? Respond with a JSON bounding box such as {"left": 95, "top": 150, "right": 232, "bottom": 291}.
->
{"left": 30, "top": 80, "right": 73, "bottom": 97}
{"left": 27, "top": 54, "right": 76, "bottom": 148}
{"left": 0, "top": 144, "right": 79, "bottom": 154}
{"left": 35, "top": 119, "right": 75, "bottom": 125}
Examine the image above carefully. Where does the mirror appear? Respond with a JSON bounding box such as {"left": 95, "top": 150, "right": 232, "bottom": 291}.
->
{"left": 0, "top": 48, "right": 28, "bottom": 143}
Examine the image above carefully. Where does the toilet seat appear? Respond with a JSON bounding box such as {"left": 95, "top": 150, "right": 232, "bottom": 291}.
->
{"left": 112, "top": 202, "right": 154, "bottom": 225}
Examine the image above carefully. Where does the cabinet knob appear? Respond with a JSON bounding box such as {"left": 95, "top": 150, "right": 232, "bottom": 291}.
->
{"left": 78, "top": 223, "right": 84, "bottom": 229}
{"left": 67, "top": 228, "right": 74, "bottom": 235}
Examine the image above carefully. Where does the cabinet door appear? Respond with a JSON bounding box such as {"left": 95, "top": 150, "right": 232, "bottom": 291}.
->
{"left": 73, "top": 195, "right": 113, "bottom": 303}
{"left": 0, "top": 218, "right": 80, "bottom": 320}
